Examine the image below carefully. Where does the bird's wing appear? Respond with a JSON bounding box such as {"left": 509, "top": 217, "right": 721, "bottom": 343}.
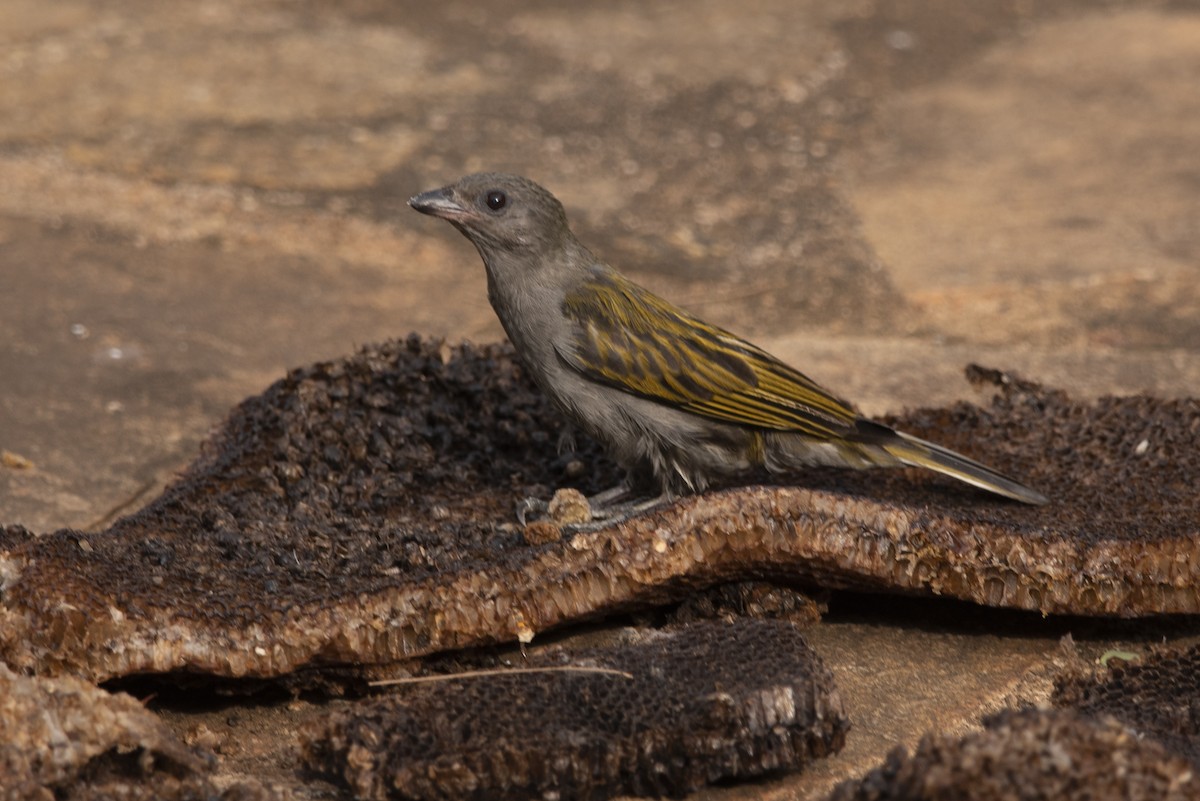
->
{"left": 556, "top": 271, "right": 858, "bottom": 438}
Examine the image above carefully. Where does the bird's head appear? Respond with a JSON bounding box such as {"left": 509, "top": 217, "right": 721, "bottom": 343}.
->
{"left": 409, "top": 173, "right": 575, "bottom": 264}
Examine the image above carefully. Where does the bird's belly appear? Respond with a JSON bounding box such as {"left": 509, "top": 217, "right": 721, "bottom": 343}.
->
{"left": 763, "top": 430, "right": 894, "bottom": 471}
{"left": 553, "top": 375, "right": 758, "bottom": 494}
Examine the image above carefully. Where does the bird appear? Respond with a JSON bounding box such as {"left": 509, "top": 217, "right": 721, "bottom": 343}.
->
{"left": 409, "top": 173, "right": 1048, "bottom": 522}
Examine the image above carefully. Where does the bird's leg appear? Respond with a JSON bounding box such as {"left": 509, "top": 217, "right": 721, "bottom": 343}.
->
{"left": 580, "top": 466, "right": 674, "bottom": 525}
{"left": 515, "top": 484, "right": 629, "bottom": 526}
{"left": 578, "top": 472, "right": 675, "bottom": 527}
{"left": 515, "top": 482, "right": 671, "bottom": 529}
{"left": 585, "top": 484, "right": 636, "bottom": 508}
{"left": 584, "top": 492, "right": 672, "bottom": 526}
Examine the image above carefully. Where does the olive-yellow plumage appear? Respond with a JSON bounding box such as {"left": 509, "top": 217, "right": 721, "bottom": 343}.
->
{"left": 410, "top": 173, "right": 1048, "bottom": 510}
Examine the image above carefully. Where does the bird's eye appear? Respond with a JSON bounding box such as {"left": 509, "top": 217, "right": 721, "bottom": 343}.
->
{"left": 485, "top": 190, "right": 507, "bottom": 211}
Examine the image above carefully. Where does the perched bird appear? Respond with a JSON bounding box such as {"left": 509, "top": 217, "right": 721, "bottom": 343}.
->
{"left": 410, "top": 173, "right": 1048, "bottom": 520}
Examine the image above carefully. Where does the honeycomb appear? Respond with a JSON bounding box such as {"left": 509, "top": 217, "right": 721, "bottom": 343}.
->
{"left": 827, "top": 708, "right": 1197, "bottom": 801}
{"left": 0, "top": 663, "right": 280, "bottom": 801}
{"left": 1054, "top": 643, "right": 1200, "bottom": 768}
{"left": 302, "top": 619, "right": 847, "bottom": 801}
{"left": 1, "top": 338, "right": 1197, "bottom": 681}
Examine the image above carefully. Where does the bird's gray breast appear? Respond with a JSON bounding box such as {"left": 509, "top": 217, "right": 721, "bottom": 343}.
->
{"left": 484, "top": 256, "right": 757, "bottom": 492}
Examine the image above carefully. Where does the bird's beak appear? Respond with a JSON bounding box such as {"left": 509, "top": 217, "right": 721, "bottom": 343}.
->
{"left": 408, "top": 186, "right": 469, "bottom": 220}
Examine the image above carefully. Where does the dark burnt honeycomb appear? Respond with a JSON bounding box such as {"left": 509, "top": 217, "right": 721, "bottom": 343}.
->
{"left": 668, "top": 580, "right": 824, "bottom": 625}
{"left": 869, "top": 365, "right": 1200, "bottom": 543}
{"left": 826, "top": 708, "right": 1198, "bottom": 801}
{"left": 302, "top": 619, "right": 847, "bottom": 801}
{"left": 1054, "top": 643, "right": 1200, "bottom": 768}
{"left": 0, "top": 523, "right": 33, "bottom": 551}
{"left": 2, "top": 338, "right": 1199, "bottom": 682}
{"left": 0, "top": 664, "right": 282, "bottom": 801}
{"left": 98, "top": 335, "right": 615, "bottom": 607}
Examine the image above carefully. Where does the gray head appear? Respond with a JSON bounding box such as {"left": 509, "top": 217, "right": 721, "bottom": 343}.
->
{"left": 409, "top": 173, "right": 575, "bottom": 262}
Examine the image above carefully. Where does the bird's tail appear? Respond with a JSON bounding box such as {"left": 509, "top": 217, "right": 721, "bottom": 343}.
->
{"left": 871, "top": 426, "right": 1048, "bottom": 505}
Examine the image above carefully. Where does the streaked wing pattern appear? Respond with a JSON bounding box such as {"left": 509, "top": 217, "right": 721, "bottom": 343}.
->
{"left": 557, "top": 271, "right": 858, "bottom": 439}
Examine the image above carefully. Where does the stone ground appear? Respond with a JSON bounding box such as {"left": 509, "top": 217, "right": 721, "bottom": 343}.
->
{"left": 2, "top": 0, "right": 1199, "bottom": 798}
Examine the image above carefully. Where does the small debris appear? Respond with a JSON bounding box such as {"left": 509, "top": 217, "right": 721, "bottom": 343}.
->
{"left": 1, "top": 450, "right": 33, "bottom": 470}
{"left": 547, "top": 488, "right": 591, "bottom": 527}
{"left": 184, "top": 724, "right": 223, "bottom": 752}
{"left": 522, "top": 520, "right": 562, "bottom": 545}
{"left": 1099, "top": 649, "right": 1141, "bottom": 667}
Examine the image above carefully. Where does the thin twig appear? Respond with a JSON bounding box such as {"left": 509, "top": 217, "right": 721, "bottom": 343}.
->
{"left": 369, "top": 665, "right": 634, "bottom": 687}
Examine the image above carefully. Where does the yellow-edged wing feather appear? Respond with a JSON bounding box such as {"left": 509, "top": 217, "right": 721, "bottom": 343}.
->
{"left": 557, "top": 270, "right": 857, "bottom": 439}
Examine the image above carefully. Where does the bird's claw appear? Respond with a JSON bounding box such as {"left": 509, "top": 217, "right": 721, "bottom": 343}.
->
{"left": 516, "top": 497, "right": 549, "bottom": 526}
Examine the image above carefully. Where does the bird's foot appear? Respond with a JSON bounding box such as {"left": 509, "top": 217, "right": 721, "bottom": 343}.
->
{"left": 515, "top": 487, "right": 672, "bottom": 531}
{"left": 515, "top": 497, "right": 550, "bottom": 526}
{"left": 584, "top": 493, "right": 672, "bottom": 528}
{"left": 516, "top": 484, "right": 631, "bottom": 526}
{"left": 586, "top": 484, "right": 636, "bottom": 508}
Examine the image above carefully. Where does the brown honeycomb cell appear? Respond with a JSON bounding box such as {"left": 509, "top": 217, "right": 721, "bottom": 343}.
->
{"left": 668, "top": 580, "right": 824, "bottom": 625}
{"left": 825, "top": 708, "right": 1198, "bottom": 801}
{"left": 1054, "top": 643, "right": 1200, "bottom": 768}
{"left": 302, "top": 619, "right": 847, "bottom": 801}
{"left": 1, "top": 337, "right": 1198, "bottom": 682}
